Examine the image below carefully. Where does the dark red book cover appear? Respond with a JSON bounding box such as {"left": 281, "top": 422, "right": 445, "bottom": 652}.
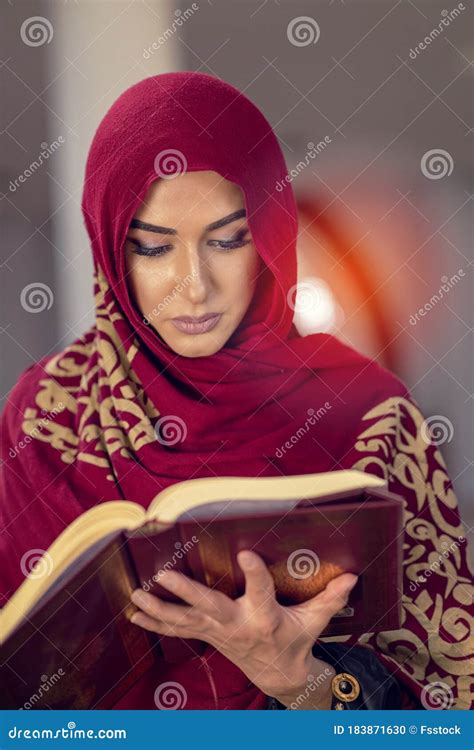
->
{"left": 128, "top": 488, "right": 404, "bottom": 637}
{"left": 1, "top": 532, "right": 157, "bottom": 709}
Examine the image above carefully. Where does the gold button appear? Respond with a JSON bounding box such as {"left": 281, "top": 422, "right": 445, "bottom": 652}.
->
{"left": 331, "top": 672, "right": 361, "bottom": 702}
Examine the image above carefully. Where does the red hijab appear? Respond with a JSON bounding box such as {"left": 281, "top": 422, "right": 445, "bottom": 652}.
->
{"left": 3, "top": 72, "right": 470, "bottom": 710}
{"left": 76, "top": 69, "right": 377, "bottom": 500}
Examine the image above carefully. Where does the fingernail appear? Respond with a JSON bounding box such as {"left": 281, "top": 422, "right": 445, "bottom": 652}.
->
{"left": 238, "top": 551, "right": 255, "bottom": 569}
{"left": 131, "top": 590, "right": 145, "bottom": 605}
{"left": 159, "top": 571, "right": 178, "bottom": 589}
{"left": 345, "top": 575, "right": 358, "bottom": 590}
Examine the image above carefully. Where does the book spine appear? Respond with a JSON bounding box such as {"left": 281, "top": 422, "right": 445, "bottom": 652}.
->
{"left": 92, "top": 532, "right": 158, "bottom": 709}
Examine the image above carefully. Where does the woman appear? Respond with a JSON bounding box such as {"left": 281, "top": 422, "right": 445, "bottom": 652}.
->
{"left": 1, "top": 72, "right": 472, "bottom": 711}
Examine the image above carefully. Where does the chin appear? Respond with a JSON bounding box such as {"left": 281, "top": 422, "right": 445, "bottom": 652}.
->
{"left": 164, "top": 334, "right": 225, "bottom": 358}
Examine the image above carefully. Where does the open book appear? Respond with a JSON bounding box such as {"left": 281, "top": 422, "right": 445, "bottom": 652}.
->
{"left": 1, "top": 470, "right": 404, "bottom": 709}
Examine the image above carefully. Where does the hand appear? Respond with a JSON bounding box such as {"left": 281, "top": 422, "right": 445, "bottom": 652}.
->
{"left": 130, "top": 550, "right": 358, "bottom": 708}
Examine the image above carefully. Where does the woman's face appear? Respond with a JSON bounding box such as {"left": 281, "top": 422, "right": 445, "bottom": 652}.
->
{"left": 125, "top": 170, "right": 261, "bottom": 358}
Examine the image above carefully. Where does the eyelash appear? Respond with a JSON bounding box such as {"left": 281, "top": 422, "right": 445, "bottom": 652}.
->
{"left": 129, "top": 235, "right": 250, "bottom": 257}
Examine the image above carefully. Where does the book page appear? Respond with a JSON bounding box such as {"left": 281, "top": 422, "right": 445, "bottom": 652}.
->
{"left": 2, "top": 501, "right": 145, "bottom": 640}
{"left": 147, "top": 470, "right": 386, "bottom": 523}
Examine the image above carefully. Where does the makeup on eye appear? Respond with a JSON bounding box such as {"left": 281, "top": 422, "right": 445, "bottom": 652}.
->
{"left": 127, "top": 226, "right": 251, "bottom": 257}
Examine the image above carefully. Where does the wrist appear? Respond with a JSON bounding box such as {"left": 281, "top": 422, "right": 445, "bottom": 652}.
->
{"left": 270, "top": 658, "right": 336, "bottom": 710}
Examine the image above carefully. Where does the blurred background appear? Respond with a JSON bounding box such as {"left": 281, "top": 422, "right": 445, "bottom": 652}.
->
{"left": 1, "top": 0, "right": 472, "bottom": 530}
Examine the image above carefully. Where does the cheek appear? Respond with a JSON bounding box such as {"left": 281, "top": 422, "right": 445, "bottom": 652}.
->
{"left": 218, "top": 250, "right": 260, "bottom": 305}
{"left": 126, "top": 258, "right": 176, "bottom": 319}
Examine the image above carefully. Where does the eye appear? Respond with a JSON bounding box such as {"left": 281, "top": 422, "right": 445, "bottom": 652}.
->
{"left": 208, "top": 228, "right": 251, "bottom": 251}
{"left": 128, "top": 239, "right": 172, "bottom": 257}
{"left": 208, "top": 239, "right": 251, "bottom": 251}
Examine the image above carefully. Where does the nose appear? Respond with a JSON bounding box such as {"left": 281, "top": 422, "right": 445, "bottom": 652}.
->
{"left": 178, "top": 246, "right": 213, "bottom": 305}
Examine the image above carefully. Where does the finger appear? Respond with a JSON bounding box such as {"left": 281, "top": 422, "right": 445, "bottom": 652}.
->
{"left": 131, "top": 590, "right": 198, "bottom": 626}
{"left": 238, "top": 550, "right": 276, "bottom": 607}
{"left": 156, "top": 570, "right": 234, "bottom": 621}
{"left": 301, "top": 573, "right": 358, "bottom": 620}
{"left": 130, "top": 610, "right": 192, "bottom": 639}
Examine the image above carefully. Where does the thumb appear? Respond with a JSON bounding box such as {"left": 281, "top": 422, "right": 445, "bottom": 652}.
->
{"left": 298, "top": 573, "right": 358, "bottom": 630}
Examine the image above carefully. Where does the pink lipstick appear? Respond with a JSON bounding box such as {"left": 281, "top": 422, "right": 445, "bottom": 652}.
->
{"left": 171, "top": 313, "right": 221, "bottom": 335}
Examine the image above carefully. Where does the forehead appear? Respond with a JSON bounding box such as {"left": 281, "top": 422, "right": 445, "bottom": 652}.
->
{"left": 133, "top": 170, "right": 244, "bottom": 224}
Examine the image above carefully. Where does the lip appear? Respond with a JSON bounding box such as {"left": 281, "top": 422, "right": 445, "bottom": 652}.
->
{"left": 171, "top": 313, "right": 221, "bottom": 335}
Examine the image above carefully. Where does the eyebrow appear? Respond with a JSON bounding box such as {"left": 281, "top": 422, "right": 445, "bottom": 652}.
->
{"left": 129, "top": 208, "right": 247, "bottom": 235}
